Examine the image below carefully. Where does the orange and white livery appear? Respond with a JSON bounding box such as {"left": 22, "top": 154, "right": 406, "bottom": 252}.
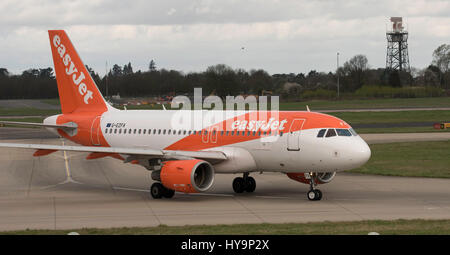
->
{"left": 0, "top": 30, "right": 371, "bottom": 201}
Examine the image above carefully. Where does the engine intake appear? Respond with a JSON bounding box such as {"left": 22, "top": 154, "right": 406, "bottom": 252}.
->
{"left": 160, "top": 159, "right": 215, "bottom": 193}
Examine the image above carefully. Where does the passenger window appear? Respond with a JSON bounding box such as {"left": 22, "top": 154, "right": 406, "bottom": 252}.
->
{"left": 168, "top": 130, "right": 171, "bottom": 134}
{"left": 317, "top": 129, "right": 326, "bottom": 138}
{"left": 143, "top": 129, "right": 146, "bottom": 134}
{"left": 231, "top": 131, "right": 235, "bottom": 135}
{"left": 153, "top": 129, "right": 156, "bottom": 134}
{"left": 336, "top": 129, "right": 352, "bottom": 136}
{"left": 163, "top": 129, "right": 166, "bottom": 134}
{"left": 118, "top": 129, "right": 122, "bottom": 134}
{"left": 158, "top": 129, "right": 161, "bottom": 134}
{"left": 138, "top": 129, "right": 141, "bottom": 134}
{"left": 193, "top": 130, "right": 196, "bottom": 135}
{"left": 114, "top": 129, "right": 117, "bottom": 134}
{"left": 129, "top": 129, "right": 132, "bottom": 134}
{"left": 325, "top": 129, "right": 337, "bottom": 137}
{"left": 133, "top": 129, "right": 136, "bottom": 134}
{"left": 280, "top": 132, "right": 283, "bottom": 136}
{"left": 226, "top": 131, "right": 229, "bottom": 136}
{"left": 105, "top": 128, "right": 109, "bottom": 134}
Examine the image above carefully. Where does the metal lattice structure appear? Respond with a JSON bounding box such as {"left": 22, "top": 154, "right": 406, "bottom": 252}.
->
{"left": 386, "top": 17, "right": 410, "bottom": 72}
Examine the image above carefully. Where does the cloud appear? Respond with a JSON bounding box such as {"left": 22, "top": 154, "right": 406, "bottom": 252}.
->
{"left": 0, "top": 0, "right": 449, "bottom": 75}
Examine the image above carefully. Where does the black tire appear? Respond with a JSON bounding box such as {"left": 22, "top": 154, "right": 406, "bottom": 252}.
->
{"left": 314, "top": 189, "right": 322, "bottom": 201}
{"left": 163, "top": 188, "right": 175, "bottom": 198}
{"left": 307, "top": 190, "right": 316, "bottom": 201}
{"left": 232, "top": 177, "right": 245, "bottom": 193}
{"left": 245, "top": 177, "right": 256, "bottom": 193}
{"left": 150, "top": 183, "right": 164, "bottom": 199}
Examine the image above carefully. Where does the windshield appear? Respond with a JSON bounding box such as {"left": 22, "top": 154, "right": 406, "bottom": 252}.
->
{"left": 349, "top": 128, "right": 358, "bottom": 136}
{"left": 336, "top": 129, "right": 352, "bottom": 136}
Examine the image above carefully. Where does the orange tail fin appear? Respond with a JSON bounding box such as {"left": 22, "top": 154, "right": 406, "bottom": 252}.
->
{"left": 48, "top": 30, "right": 109, "bottom": 114}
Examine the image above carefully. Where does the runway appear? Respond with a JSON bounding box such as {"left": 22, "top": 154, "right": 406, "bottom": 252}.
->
{"left": 0, "top": 133, "right": 449, "bottom": 231}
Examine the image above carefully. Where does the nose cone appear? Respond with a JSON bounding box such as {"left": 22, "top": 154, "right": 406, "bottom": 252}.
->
{"left": 355, "top": 139, "right": 371, "bottom": 167}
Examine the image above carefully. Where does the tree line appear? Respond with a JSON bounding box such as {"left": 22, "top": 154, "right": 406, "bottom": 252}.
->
{"left": 0, "top": 44, "right": 449, "bottom": 100}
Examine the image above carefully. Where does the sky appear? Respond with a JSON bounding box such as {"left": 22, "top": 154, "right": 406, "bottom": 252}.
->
{"left": 0, "top": 0, "right": 449, "bottom": 76}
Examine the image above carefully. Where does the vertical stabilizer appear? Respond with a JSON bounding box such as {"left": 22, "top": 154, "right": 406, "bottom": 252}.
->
{"left": 48, "top": 30, "right": 109, "bottom": 114}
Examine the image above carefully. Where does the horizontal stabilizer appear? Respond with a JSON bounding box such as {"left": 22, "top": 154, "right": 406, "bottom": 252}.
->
{"left": 0, "top": 121, "right": 76, "bottom": 130}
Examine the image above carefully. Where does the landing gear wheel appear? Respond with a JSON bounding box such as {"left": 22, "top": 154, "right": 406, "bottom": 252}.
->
{"left": 150, "top": 183, "right": 164, "bottom": 199}
{"left": 163, "top": 188, "right": 175, "bottom": 198}
{"left": 307, "top": 189, "right": 322, "bottom": 201}
{"left": 314, "top": 189, "right": 322, "bottom": 201}
{"left": 232, "top": 177, "right": 245, "bottom": 193}
{"left": 307, "top": 190, "right": 316, "bottom": 201}
{"left": 245, "top": 177, "right": 256, "bottom": 193}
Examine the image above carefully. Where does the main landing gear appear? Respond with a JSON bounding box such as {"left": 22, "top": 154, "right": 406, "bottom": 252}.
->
{"left": 150, "top": 182, "right": 175, "bottom": 199}
{"left": 307, "top": 172, "right": 322, "bottom": 201}
{"left": 232, "top": 172, "right": 256, "bottom": 193}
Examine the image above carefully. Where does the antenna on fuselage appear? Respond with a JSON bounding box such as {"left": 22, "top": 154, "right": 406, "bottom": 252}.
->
{"left": 162, "top": 104, "right": 167, "bottom": 110}
{"left": 306, "top": 105, "right": 310, "bottom": 112}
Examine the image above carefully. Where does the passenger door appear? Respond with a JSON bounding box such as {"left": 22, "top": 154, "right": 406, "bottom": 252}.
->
{"left": 287, "top": 119, "right": 305, "bottom": 151}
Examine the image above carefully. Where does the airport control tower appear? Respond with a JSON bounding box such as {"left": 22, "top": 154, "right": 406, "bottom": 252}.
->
{"left": 386, "top": 17, "right": 410, "bottom": 72}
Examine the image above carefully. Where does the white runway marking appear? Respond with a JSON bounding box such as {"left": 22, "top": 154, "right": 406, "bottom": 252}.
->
{"left": 113, "top": 187, "right": 148, "bottom": 193}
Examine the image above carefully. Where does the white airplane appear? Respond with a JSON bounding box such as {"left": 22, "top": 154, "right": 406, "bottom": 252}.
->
{"left": 0, "top": 30, "right": 371, "bottom": 201}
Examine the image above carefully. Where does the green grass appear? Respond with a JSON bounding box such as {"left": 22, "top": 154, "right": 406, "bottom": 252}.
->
{"left": 349, "top": 141, "right": 450, "bottom": 178}
{"left": 2, "top": 219, "right": 450, "bottom": 235}
{"left": 26, "top": 97, "right": 450, "bottom": 111}
{"left": 356, "top": 126, "right": 450, "bottom": 134}
{"left": 40, "top": 99, "right": 61, "bottom": 106}
{"left": 0, "top": 107, "right": 60, "bottom": 116}
{"left": 330, "top": 110, "right": 450, "bottom": 125}
{"left": 280, "top": 97, "right": 450, "bottom": 111}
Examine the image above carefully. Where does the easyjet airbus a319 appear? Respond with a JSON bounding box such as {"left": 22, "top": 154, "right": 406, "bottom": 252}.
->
{"left": 0, "top": 30, "right": 371, "bottom": 201}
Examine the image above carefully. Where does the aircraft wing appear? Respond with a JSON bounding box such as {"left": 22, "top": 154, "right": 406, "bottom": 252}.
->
{"left": 0, "top": 142, "right": 227, "bottom": 162}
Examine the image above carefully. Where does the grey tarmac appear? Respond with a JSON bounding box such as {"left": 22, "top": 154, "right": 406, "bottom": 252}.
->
{"left": 0, "top": 132, "right": 449, "bottom": 231}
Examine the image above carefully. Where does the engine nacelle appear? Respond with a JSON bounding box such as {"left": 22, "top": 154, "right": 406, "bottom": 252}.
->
{"left": 286, "top": 172, "right": 336, "bottom": 185}
{"left": 159, "top": 159, "right": 215, "bottom": 193}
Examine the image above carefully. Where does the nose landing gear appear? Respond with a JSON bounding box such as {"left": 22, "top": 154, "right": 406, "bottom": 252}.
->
{"left": 307, "top": 172, "right": 322, "bottom": 201}
{"left": 232, "top": 172, "right": 256, "bottom": 193}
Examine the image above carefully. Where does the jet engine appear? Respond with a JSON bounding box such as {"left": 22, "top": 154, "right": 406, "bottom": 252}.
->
{"left": 286, "top": 172, "right": 336, "bottom": 184}
{"left": 155, "top": 159, "right": 215, "bottom": 193}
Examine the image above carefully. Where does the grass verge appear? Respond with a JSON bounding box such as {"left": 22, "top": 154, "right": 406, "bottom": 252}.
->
{"left": 355, "top": 126, "right": 450, "bottom": 134}
{"left": 348, "top": 141, "right": 450, "bottom": 178}
{"left": 2, "top": 219, "right": 449, "bottom": 235}
{"left": 0, "top": 107, "right": 60, "bottom": 116}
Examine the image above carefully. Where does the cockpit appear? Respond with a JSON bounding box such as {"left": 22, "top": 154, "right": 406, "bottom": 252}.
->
{"left": 316, "top": 128, "right": 358, "bottom": 138}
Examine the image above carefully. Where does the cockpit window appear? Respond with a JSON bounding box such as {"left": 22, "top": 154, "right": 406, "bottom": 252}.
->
{"left": 336, "top": 129, "right": 352, "bottom": 136}
{"left": 317, "top": 129, "right": 326, "bottom": 138}
{"left": 325, "top": 129, "right": 337, "bottom": 137}
{"left": 349, "top": 128, "right": 358, "bottom": 136}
